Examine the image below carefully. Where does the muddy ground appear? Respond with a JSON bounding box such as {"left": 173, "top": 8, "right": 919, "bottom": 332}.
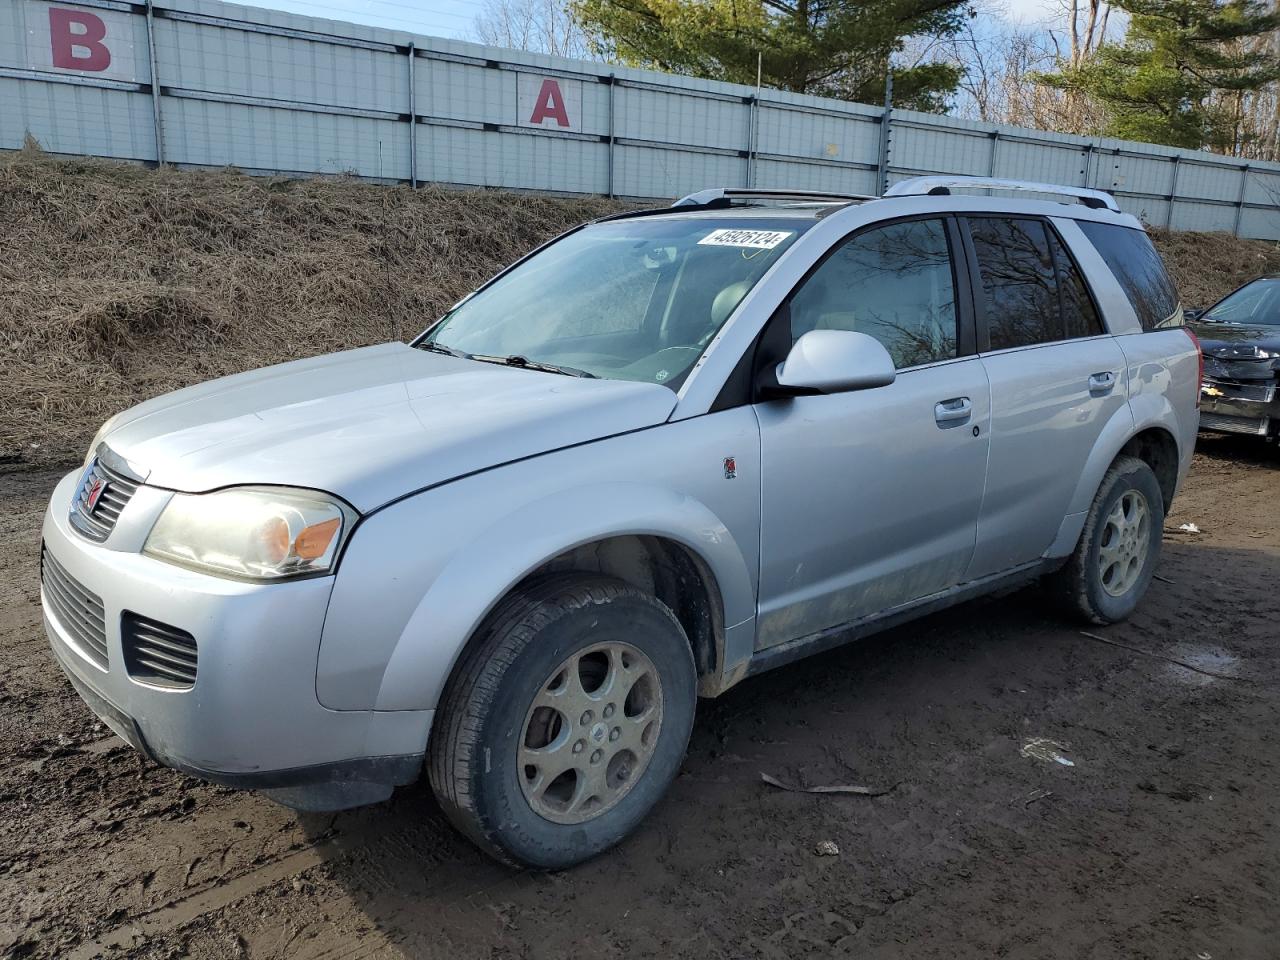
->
{"left": 2, "top": 436, "right": 1278, "bottom": 960}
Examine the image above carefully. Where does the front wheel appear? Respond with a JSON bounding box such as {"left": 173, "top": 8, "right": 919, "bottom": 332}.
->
{"left": 1051, "top": 454, "right": 1164, "bottom": 624}
{"left": 428, "top": 575, "right": 697, "bottom": 869}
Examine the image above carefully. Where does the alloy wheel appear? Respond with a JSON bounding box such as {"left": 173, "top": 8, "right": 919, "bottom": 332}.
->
{"left": 518, "top": 642, "right": 664, "bottom": 825}
{"left": 1098, "top": 489, "right": 1151, "bottom": 597}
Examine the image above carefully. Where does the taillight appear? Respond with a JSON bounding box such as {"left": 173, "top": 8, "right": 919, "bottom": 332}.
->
{"left": 1183, "top": 326, "right": 1203, "bottom": 408}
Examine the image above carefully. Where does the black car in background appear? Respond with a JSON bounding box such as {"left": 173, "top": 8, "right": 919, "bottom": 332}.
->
{"left": 1187, "top": 277, "right": 1280, "bottom": 441}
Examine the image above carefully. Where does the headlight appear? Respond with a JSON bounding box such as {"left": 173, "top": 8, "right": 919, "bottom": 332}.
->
{"left": 143, "top": 487, "right": 356, "bottom": 581}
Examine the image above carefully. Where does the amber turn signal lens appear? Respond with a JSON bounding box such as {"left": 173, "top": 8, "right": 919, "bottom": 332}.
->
{"left": 295, "top": 517, "right": 341, "bottom": 560}
{"left": 258, "top": 516, "right": 291, "bottom": 565}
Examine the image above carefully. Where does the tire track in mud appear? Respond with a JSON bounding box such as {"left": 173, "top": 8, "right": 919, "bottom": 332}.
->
{"left": 64, "top": 834, "right": 344, "bottom": 960}
{"left": 0, "top": 729, "right": 333, "bottom": 954}
{"left": 65, "top": 810, "right": 537, "bottom": 960}
{"left": 17, "top": 734, "right": 122, "bottom": 775}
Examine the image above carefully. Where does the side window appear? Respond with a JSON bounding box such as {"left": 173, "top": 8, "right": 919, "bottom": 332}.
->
{"left": 968, "top": 217, "right": 1060, "bottom": 350}
{"left": 1077, "top": 220, "right": 1181, "bottom": 330}
{"left": 789, "top": 218, "right": 958, "bottom": 369}
{"left": 1047, "top": 228, "right": 1104, "bottom": 339}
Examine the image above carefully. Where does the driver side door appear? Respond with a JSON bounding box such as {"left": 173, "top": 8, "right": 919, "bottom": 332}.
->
{"left": 754, "top": 217, "right": 991, "bottom": 650}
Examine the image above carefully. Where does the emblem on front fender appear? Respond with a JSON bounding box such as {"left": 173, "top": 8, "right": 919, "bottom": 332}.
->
{"left": 723, "top": 457, "right": 737, "bottom": 479}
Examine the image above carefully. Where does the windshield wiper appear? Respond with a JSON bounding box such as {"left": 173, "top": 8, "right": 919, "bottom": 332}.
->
{"left": 470, "top": 354, "right": 599, "bottom": 379}
{"left": 418, "top": 340, "right": 471, "bottom": 358}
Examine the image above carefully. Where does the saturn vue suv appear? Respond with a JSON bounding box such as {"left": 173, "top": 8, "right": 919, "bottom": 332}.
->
{"left": 41, "top": 176, "right": 1200, "bottom": 868}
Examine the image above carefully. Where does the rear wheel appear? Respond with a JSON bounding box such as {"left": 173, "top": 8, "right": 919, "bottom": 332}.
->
{"left": 428, "top": 575, "right": 697, "bottom": 869}
{"left": 1051, "top": 455, "right": 1164, "bottom": 624}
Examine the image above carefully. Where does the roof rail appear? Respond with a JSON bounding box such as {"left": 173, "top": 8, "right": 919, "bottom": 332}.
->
{"left": 884, "top": 176, "right": 1121, "bottom": 213}
{"left": 671, "top": 187, "right": 874, "bottom": 208}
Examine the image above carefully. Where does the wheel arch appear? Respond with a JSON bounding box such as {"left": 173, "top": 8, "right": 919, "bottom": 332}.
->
{"left": 1118, "top": 426, "right": 1179, "bottom": 513}
{"left": 357, "top": 482, "right": 757, "bottom": 712}
{"left": 1046, "top": 403, "right": 1180, "bottom": 558}
{"left": 517, "top": 534, "right": 726, "bottom": 690}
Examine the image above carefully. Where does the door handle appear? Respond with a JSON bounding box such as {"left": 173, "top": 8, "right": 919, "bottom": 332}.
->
{"left": 1088, "top": 371, "right": 1116, "bottom": 394}
{"left": 934, "top": 397, "right": 972, "bottom": 426}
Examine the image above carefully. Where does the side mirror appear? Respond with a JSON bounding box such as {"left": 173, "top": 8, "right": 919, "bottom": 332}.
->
{"left": 1184, "top": 308, "right": 1204, "bottom": 322}
{"left": 775, "top": 330, "right": 896, "bottom": 394}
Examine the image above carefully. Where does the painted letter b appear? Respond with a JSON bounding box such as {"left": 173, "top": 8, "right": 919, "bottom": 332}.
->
{"left": 50, "top": 8, "right": 112, "bottom": 72}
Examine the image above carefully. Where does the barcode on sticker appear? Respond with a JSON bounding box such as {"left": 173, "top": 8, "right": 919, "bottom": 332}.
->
{"left": 697, "top": 229, "right": 793, "bottom": 250}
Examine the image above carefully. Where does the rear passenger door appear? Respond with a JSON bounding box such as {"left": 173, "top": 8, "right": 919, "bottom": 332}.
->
{"left": 962, "top": 216, "right": 1129, "bottom": 579}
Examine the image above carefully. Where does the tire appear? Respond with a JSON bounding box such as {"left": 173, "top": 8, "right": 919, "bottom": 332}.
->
{"left": 1051, "top": 455, "right": 1164, "bottom": 625}
{"left": 428, "top": 574, "right": 697, "bottom": 869}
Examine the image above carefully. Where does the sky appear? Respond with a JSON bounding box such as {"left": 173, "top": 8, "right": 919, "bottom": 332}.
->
{"left": 247, "top": 0, "right": 484, "bottom": 39}
{"left": 1000, "top": 0, "right": 1065, "bottom": 25}
{"left": 238, "top": 0, "right": 1066, "bottom": 44}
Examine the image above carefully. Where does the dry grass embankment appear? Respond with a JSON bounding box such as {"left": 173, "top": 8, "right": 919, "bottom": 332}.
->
{"left": 1, "top": 149, "right": 627, "bottom": 467}
{"left": 3, "top": 148, "right": 1277, "bottom": 467}
{"left": 1149, "top": 226, "right": 1280, "bottom": 307}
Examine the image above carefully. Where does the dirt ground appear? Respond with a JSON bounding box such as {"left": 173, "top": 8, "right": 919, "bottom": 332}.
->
{"left": 2, "top": 435, "right": 1278, "bottom": 960}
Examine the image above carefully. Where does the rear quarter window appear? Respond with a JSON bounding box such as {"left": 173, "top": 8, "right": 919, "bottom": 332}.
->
{"left": 1077, "top": 221, "right": 1181, "bottom": 331}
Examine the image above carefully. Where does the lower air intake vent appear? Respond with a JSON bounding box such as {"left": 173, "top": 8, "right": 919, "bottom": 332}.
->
{"left": 122, "top": 612, "right": 198, "bottom": 688}
{"left": 42, "top": 547, "right": 108, "bottom": 669}
{"left": 1199, "top": 412, "right": 1268, "bottom": 436}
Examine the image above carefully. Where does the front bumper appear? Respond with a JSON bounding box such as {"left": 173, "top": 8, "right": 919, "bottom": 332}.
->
{"left": 40, "top": 470, "right": 430, "bottom": 808}
{"left": 1199, "top": 376, "right": 1278, "bottom": 437}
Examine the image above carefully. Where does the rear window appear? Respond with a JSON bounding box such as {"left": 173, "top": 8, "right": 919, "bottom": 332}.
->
{"left": 966, "top": 217, "right": 1104, "bottom": 350}
{"left": 1046, "top": 228, "right": 1104, "bottom": 339}
{"left": 1077, "top": 221, "right": 1180, "bottom": 331}
{"left": 968, "top": 217, "right": 1060, "bottom": 351}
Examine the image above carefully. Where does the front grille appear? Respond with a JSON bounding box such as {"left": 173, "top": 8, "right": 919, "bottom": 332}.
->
{"left": 122, "top": 612, "right": 198, "bottom": 689}
{"left": 1202, "top": 377, "right": 1276, "bottom": 403}
{"left": 70, "top": 455, "right": 142, "bottom": 542}
{"left": 41, "top": 547, "right": 108, "bottom": 669}
{"left": 1199, "top": 412, "right": 1269, "bottom": 436}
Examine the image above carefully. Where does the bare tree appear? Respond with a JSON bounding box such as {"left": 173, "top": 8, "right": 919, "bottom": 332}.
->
{"left": 1061, "top": 0, "right": 1110, "bottom": 68}
{"left": 470, "top": 0, "right": 599, "bottom": 60}
{"left": 1204, "top": 20, "right": 1280, "bottom": 161}
{"left": 944, "top": 0, "right": 1116, "bottom": 133}
{"left": 941, "top": 14, "right": 1005, "bottom": 121}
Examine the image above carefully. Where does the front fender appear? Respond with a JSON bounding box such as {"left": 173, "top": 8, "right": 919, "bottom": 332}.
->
{"left": 373, "top": 483, "right": 754, "bottom": 711}
{"left": 316, "top": 408, "right": 762, "bottom": 712}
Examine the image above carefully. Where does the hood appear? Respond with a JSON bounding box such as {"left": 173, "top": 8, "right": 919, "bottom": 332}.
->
{"left": 99, "top": 343, "right": 677, "bottom": 512}
{"left": 1189, "top": 320, "right": 1280, "bottom": 356}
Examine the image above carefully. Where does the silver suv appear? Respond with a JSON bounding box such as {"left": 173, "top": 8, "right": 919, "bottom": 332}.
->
{"left": 41, "top": 177, "right": 1201, "bottom": 868}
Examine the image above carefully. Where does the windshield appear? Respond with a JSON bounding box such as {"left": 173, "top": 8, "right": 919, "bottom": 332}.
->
{"left": 1203, "top": 278, "right": 1280, "bottom": 326}
{"left": 420, "top": 216, "right": 811, "bottom": 388}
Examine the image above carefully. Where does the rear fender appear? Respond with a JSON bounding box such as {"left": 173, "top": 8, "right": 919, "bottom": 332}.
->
{"left": 1120, "top": 334, "right": 1200, "bottom": 498}
{"left": 1045, "top": 344, "right": 1195, "bottom": 558}
{"left": 1045, "top": 401, "right": 1136, "bottom": 557}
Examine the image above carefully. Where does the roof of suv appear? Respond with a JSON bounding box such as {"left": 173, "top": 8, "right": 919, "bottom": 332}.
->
{"left": 609, "top": 178, "right": 1138, "bottom": 229}
{"left": 633, "top": 205, "right": 841, "bottom": 222}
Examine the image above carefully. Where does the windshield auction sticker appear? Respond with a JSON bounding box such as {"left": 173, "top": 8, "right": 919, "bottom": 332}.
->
{"left": 697, "top": 229, "right": 794, "bottom": 250}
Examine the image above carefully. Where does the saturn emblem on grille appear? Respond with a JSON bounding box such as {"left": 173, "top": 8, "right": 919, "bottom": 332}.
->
{"left": 85, "top": 476, "right": 108, "bottom": 512}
